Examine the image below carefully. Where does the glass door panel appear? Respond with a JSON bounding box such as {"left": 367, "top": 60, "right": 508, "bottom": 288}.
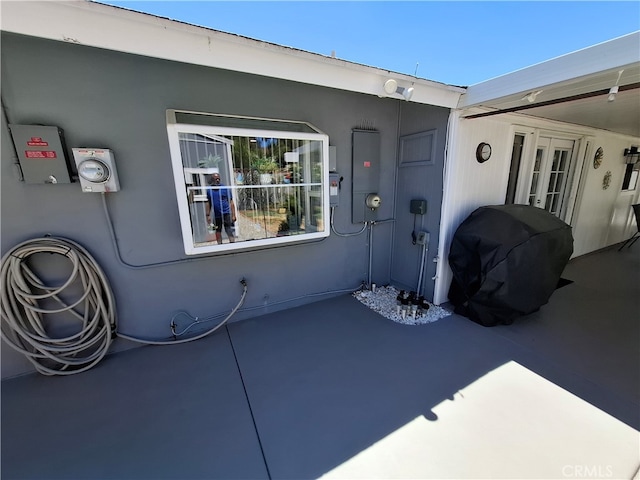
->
{"left": 528, "top": 147, "right": 544, "bottom": 206}
{"left": 544, "top": 147, "right": 571, "bottom": 216}
{"left": 528, "top": 137, "right": 574, "bottom": 218}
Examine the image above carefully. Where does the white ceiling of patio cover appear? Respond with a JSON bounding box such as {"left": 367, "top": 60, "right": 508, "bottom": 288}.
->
{"left": 460, "top": 33, "right": 640, "bottom": 138}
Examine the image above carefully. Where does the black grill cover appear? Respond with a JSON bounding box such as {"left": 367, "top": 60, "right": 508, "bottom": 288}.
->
{"left": 448, "top": 204, "right": 573, "bottom": 327}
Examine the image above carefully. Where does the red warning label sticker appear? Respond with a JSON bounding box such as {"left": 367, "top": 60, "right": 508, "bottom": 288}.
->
{"left": 25, "top": 150, "right": 57, "bottom": 159}
{"left": 27, "top": 137, "right": 49, "bottom": 147}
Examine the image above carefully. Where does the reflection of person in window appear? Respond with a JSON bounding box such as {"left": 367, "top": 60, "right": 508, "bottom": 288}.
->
{"left": 206, "top": 173, "right": 236, "bottom": 244}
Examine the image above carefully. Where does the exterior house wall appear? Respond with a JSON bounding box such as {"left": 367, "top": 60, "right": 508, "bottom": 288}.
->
{"left": 573, "top": 134, "right": 640, "bottom": 250}
{"left": 0, "top": 32, "right": 450, "bottom": 378}
{"left": 434, "top": 110, "right": 640, "bottom": 304}
{"left": 391, "top": 103, "right": 451, "bottom": 298}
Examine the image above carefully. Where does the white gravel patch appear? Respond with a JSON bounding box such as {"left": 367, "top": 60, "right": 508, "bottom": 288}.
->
{"left": 353, "top": 285, "right": 451, "bottom": 325}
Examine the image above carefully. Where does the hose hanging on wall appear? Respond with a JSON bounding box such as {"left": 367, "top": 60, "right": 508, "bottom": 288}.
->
{"left": 0, "top": 236, "right": 248, "bottom": 375}
{"left": 0, "top": 237, "right": 116, "bottom": 376}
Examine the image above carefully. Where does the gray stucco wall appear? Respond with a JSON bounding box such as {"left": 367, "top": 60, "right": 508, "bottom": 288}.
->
{"left": 1, "top": 32, "right": 449, "bottom": 378}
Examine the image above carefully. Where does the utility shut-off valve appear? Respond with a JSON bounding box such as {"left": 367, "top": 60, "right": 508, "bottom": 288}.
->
{"left": 365, "top": 193, "right": 382, "bottom": 210}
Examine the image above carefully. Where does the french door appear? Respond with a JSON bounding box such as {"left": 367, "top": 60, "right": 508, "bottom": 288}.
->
{"left": 527, "top": 137, "right": 575, "bottom": 218}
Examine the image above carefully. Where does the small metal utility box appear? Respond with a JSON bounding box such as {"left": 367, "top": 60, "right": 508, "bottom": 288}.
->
{"left": 410, "top": 199, "right": 427, "bottom": 215}
{"left": 9, "top": 124, "right": 73, "bottom": 184}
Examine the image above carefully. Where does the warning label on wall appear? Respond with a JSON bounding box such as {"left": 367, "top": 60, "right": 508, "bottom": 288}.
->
{"left": 25, "top": 150, "right": 57, "bottom": 159}
{"left": 27, "top": 137, "right": 49, "bottom": 147}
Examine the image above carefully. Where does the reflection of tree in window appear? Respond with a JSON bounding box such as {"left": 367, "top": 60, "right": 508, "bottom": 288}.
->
{"left": 166, "top": 110, "right": 329, "bottom": 254}
{"left": 228, "top": 137, "right": 313, "bottom": 239}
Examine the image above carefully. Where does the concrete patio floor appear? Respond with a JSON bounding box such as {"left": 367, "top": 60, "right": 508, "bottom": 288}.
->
{"left": 2, "top": 246, "right": 639, "bottom": 479}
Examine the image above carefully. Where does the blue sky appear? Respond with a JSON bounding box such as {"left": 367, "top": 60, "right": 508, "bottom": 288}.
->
{"left": 98, "top": 1, "right": 639, "bottom": 86}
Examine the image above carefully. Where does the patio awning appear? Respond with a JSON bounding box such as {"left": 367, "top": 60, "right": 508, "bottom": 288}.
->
{"left": 459, "top": 32, "right": 640, "bottom": 138}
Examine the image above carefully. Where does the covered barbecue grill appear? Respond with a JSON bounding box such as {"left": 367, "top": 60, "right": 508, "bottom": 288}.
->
{"left": 448, "top": 204, "right": 573, "bottom": 327}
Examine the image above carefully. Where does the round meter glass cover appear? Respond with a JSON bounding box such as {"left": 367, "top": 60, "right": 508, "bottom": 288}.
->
{"left": 79, "top": 159, "right": 110, "bottom": 183}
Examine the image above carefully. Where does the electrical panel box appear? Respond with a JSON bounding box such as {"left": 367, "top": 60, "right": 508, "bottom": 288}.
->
{"left": 72, "top": 148, "right": 120, "bottom": 193}
{"left": 352, "top": 130, "right": 380, "bottom": 223}
{"left": 329, "top": 172, "right": 340, "bottom": 206}
{"left": 8, "top": 124, "right": 74, "bottom": 184}
{"left": 410, "top": 199, "right": 427, "bottom": 215}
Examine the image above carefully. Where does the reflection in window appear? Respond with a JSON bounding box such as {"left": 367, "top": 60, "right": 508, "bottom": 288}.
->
{"left": 167, "top": 111, "right": 329, "bottom": 254}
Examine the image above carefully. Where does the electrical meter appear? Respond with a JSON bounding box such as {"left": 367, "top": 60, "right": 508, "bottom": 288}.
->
{"left": 72, "top": 148, "right": 120, "bottom": 193}
{"left": 366, "top": 193, "right": 382, "bottom": 210}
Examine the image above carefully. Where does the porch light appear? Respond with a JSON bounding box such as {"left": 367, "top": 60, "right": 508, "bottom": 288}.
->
{"left": 382, "top": 79, "right": 414, "bottom": 101}
{"left": 401, "top": 86, "right": 415, "bottom": 101}
{"left": 608, "top": 70, "right": 624, "bottom": 102}
{"left": 522, "top": 90, "right": 543, "bottom": 103}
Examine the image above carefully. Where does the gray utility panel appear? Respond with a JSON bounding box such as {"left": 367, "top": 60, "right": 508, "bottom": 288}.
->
{"left": 352, "top": 130, "right": 380, "bottom": 224}
{"left": 9, "top": 124, "right": 74, "bottom": 184}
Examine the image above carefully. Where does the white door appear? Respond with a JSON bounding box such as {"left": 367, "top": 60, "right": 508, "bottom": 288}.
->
{"left": 527, "top": 137, "right": 574, "bottom": 218}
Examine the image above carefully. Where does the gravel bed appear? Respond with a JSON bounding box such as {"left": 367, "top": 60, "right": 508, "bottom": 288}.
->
{"left": 353, "top": 285, "right": 451, "bottom": 326}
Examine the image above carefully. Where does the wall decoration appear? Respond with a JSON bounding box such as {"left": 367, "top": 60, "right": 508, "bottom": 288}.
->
{"left": 602, "top": 170, "right": 612, "bottom": 190}
{"left": 593, "top": 147, "right": 604, "bottom": 169}
{"left": 476, "top": 142, "right": 492, "bottom": 163}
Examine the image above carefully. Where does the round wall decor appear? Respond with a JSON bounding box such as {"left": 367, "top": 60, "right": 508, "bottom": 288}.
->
{"left": 593, "top": 147, "right": 604, "bottom": 169}
{"left": 476, "top": 142, "right": 492, "bottom": 163}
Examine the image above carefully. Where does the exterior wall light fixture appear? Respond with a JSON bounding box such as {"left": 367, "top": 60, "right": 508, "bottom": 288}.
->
{"left": 383, "top": 79, "right": 414, "bottom": 101}
{"left": 608, "top": 70, "right": 624, "bottom": 102}
{"left": 522, "top": 90, "right": 543, "bottom": 103}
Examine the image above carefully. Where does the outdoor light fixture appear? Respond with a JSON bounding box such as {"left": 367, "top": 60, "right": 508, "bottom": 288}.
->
{"left": 608, "top": 70, "right": 624, "bottom": 102}
{"left": 522, "top": 90, "right": 543, "bottom": 103}
{"left": 383, "top": 79, "right": 414, "bottom": 101}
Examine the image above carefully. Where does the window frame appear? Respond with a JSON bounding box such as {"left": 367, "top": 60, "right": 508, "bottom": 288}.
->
{"left": 621, "top": 162, "right": 639, "bottom": 192}
{"left": 166, "top": 110, "right": 330, "bottom": 255}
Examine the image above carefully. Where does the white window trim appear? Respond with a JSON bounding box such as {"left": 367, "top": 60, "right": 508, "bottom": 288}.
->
{"left": 166, "top": 110, "right": 330, "bottom": 255}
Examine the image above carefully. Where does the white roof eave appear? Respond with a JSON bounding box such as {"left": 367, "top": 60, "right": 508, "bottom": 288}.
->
{"left": 459, "top": 31, "right": 640, "bottom": 109}
{"left": 0, "top": 0, "right": 464, "bottom": 109}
